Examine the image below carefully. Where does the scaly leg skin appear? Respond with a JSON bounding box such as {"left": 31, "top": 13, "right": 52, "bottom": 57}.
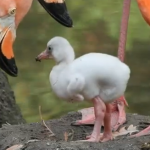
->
{"left": 100, "top": 103, "right": 113, "bottom": 142}
{"left": 112, "top": 96, "right": 128, "bottom": 131}
{"left": 72, "top": 96, "right": 128, "bottom": 132}
{"left": 86, "top": 103, "right": 113, "bottom": 142}
{"left": 130, "top": 126, "right": 150, "bottom": 138}
{"left": 71, "top": 107, "right": 95, "bottom": 125}
{"left": 79, "top": 96, "right": 106, "bottom": 142}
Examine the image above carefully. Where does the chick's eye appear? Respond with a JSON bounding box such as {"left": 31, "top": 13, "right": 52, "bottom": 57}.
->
{"left": 48, "top": 47, "right": 51, "bottom": 51}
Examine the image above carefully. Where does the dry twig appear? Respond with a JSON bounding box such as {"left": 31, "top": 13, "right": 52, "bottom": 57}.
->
{"left": 64, "top": 132, "right": 68, "bottom": 142}
{"left": 39, "top": 105, "right": 55, "bottom": 137}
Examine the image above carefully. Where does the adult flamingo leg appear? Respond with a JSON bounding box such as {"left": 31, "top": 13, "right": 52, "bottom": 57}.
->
{"left": 113, "top": 0, "right": 131, "bottom": 130}
{"left": 79, "top": 96, "right": 106, "bottom": 142}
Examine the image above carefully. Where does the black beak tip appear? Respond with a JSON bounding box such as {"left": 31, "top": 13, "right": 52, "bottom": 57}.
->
{"left": 0, "top": 55, "right": 18, "bottom": 77}
{"left": 0, "top": 64, "right": 18, "bottom": 77}
{"left": 6, "top": 65, "right": 18, "bottom": 77}
{"left": 35, "top": 57, "right": 41, "bottom": 62}
{"left": 12, "top": 66, "right": 18, "bottom": 77}
{"left": 11, "top": 67, "right": 18, "bottom": 77}
{"left": 37, "top": 0, "right": 73, "bottom": 27}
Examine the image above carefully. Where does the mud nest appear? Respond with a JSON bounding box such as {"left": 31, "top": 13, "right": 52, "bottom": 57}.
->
{"left": 1, "top": 112, "right": 150, "bottom": 150}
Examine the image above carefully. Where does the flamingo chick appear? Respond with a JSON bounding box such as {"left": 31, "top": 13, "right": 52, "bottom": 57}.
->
{"left": 0, "top": 0, "right": 72, "bottom": 77}
{"left": 35, "top": 36, "right": 130, "bottom": 142}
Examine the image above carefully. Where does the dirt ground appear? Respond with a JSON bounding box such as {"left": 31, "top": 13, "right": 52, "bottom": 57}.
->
{"left": 1, "top": 112, "right": 150, "bottom": 150}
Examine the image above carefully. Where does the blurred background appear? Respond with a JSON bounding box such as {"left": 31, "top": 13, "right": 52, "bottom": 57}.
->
{"left": 8, "top": 0, "right": 150, "bottom": 123}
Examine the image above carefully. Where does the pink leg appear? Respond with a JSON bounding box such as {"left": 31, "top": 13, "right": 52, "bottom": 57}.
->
{"left": 86, "top": 103, "right": 113, "bottom": 142}
{"left": 71, "top": 107, "right": 95, "bottom": 125}
{"left": 73, "top": 106, "right": 118, "bottom": 128}
{"left": 112, "top": 96, "right": 128, "bottom": 131}
{"left": 72, "top": 114, "right": 95, "bottom": 125}
{"left": 79, "top": 96, "right": 106, "bottom": 142}
{"left": 130, "top": 126, "right": 150, "bottom": 138}
{"left": 100, "top": 103, "right": 113, "bottom": 142}
{"left": 72, "top": 96, "right": 128, "bottom": 132}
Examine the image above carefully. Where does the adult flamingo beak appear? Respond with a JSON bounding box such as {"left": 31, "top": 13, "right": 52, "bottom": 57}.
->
{"left": 38, "top": 0, "right": 73, "bottom": 27}
{"left": 0, "top": 16, "right": 17, "bottom": 77}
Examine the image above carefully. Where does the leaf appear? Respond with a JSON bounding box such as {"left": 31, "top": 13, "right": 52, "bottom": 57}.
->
{"left": 6, "top": 144, "right": 23, "bottom": 150}
{"left": 6, "top": 140, "right": 40, "bottom": 150}
{"left": 112, "top": 124, "right": 139, "bottom": 138}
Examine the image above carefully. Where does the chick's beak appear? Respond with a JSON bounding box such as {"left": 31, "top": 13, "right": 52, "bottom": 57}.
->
{"left": 35, "top": 49, "right": 52, "bottom": 62}
{"left": 0, "top": 25, "right": 17, "bottom": 77}
{"left": 38, "top": 0, "right": 73, "bottom": 27}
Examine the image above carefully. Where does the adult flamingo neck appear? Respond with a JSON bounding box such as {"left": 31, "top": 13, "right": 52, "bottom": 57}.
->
{"left": 118, "top": 0, "right": 131, "bottom": 62}
{"left": 15, "top": 0, "right": 33, "bottom": 28}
